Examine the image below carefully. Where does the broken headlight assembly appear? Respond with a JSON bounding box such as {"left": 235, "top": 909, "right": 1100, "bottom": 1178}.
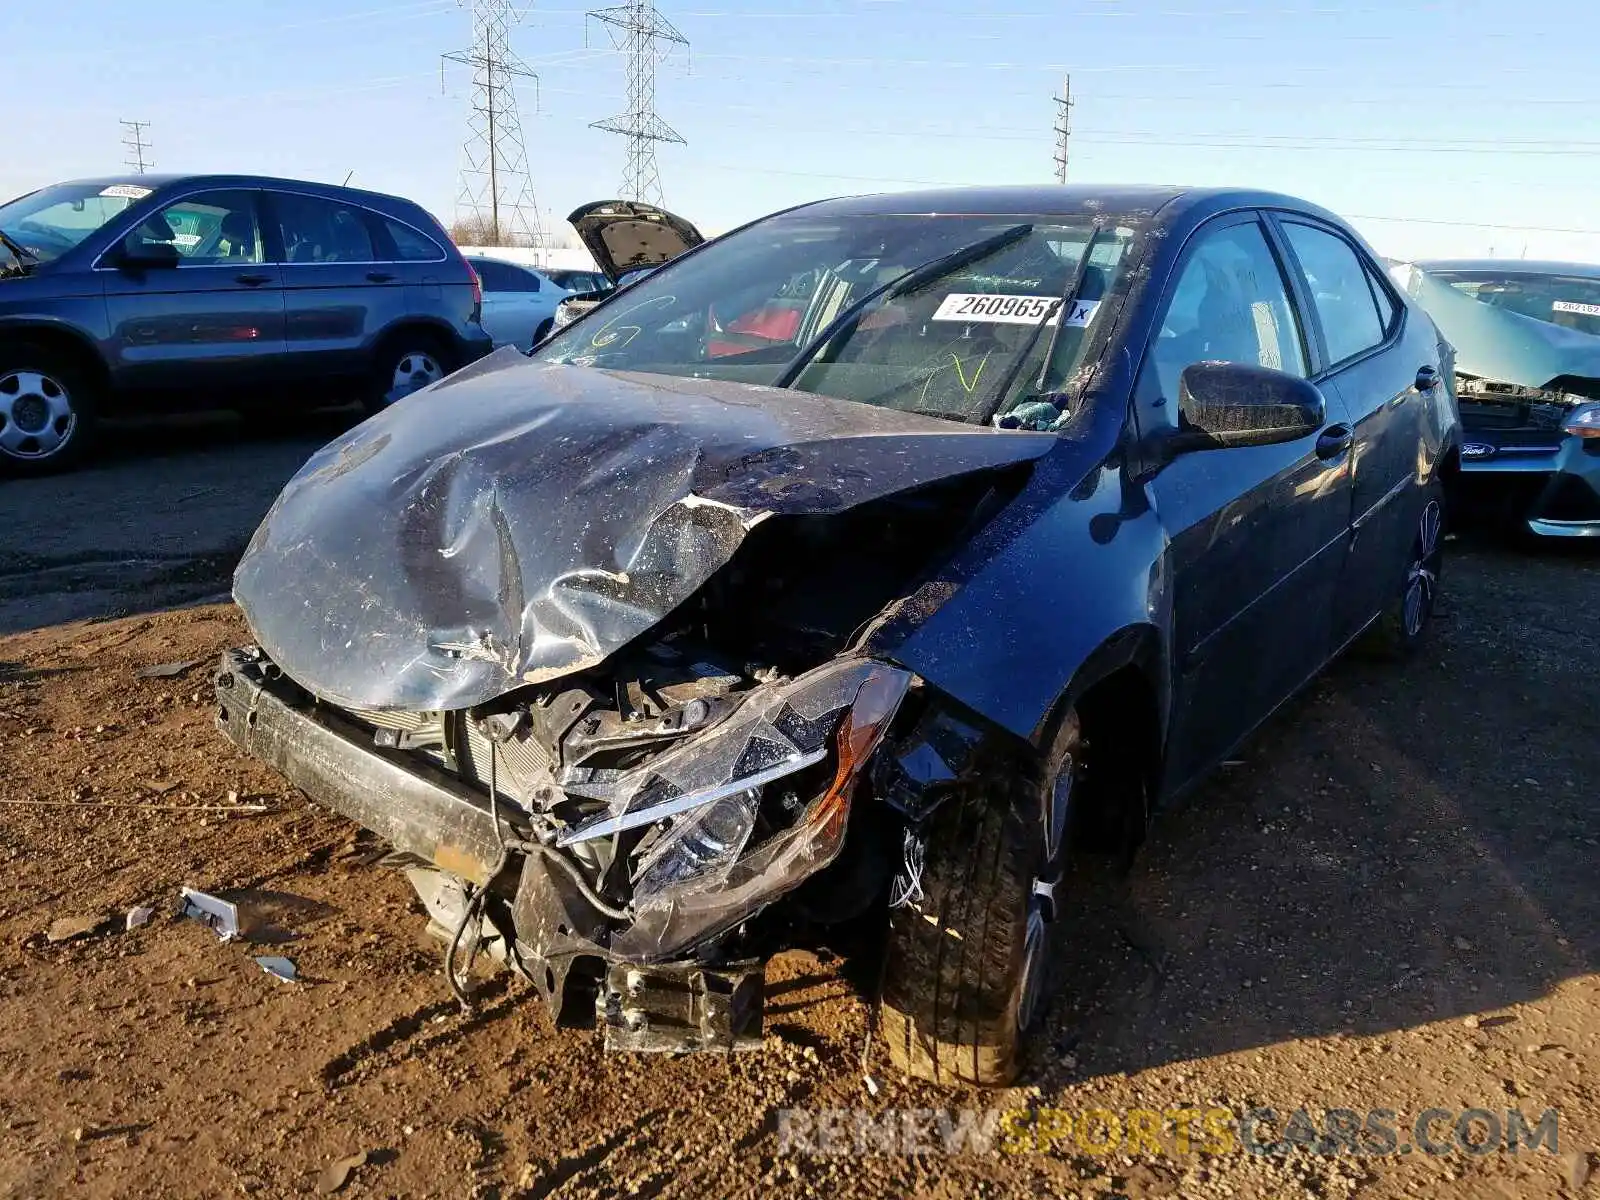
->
{"left": 558, "top": 659, "right": 911, "bottom": 958}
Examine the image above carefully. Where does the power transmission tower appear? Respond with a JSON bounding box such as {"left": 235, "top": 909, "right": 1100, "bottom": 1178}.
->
{"left": 587, "top": 1, "right": 688, "bottom": 205}
{"left": 443, "top": 0, "right": 545, "bottom": 248}
{"left": 1052, "top": 75, "right": 1072, "bottom": 184}
{"left": 121, "top": 120, "right": 153, "bottom": 175}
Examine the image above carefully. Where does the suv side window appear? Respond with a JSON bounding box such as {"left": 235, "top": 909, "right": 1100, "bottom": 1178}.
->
{"left": 272, "top": 192, "right": 376, "bottom": 264}
{"left": 1141, "top": 218, "right": 1307, "bottom": 415}
{"left": 381, "top": 216, "right": 443, "bottom": 262}
{"left": 126, "top": 190, "right": 263, "bottom": 265}
{"left": 1280, "top": 220, "right": 1387, "bottom": 366}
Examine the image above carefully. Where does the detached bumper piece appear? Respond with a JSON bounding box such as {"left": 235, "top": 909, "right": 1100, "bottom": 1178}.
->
{"left": 212, "top": 648, "right": 505, "bottom": 886}
{"left": 600, "top": 962, "right": 764, "bottom": 1053}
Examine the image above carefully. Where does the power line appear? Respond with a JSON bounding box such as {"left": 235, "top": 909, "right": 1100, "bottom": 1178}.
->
{"left": 443, "top": 0, "right": 546, "bottom": 248}
{"left": 586, "top": 0, "right": 688, "bottom": 205}
{"left": 120, "top": 120, "right": 153, "bottom": 174}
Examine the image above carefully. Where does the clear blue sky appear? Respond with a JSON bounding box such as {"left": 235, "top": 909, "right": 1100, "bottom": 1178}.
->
{"left": 6, "top": 0, "right": 1599, "bottom": 261}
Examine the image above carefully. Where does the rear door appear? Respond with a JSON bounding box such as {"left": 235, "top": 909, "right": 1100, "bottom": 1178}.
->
{"left": 100, "top": 188, "right": 287, "bottom": 396}
{"left": 265, "top": 189, "right": 401, "bottom": 383}
{"left": 1270, "top": 215, "right": 1434, "bottom": 646}
{"left": 1136, "top": 212, "right": 1356, "bottom": 790}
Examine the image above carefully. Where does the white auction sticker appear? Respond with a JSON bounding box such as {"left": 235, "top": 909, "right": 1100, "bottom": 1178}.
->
{"left": 1553, "top": 299, "right": 1600, "bottom": 318}
{"left": 99, "top": 184, "right": 152, "bottom": 200}
{"left": 931, "top": 293, "right": 1100, "bottom": 327}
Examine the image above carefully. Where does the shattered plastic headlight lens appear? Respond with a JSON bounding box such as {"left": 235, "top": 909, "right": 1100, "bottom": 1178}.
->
{"left": 1563, "top": 402, "right": 1600, "bottom": 438}
{"left": 610, "top": 661, "right": 912, "bottom": 958}
{"left": 557, "top": 658, "right": 912, "bottom": 846}
{"left": 630, "top": 788, "right": 761, "bottom": 897}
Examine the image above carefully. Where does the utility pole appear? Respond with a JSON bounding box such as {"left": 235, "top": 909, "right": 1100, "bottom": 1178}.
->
{"left": 1052, "top": 75, "right": 1072, "bottom": 184}
{"left": 443, "top": 0, "right": 545, "bottom": 248}
{"left": 121, "top": 120, "right": 153, "bottom": 175}
{"left": 587, "top": 0, "right": 688, "bottom": 206}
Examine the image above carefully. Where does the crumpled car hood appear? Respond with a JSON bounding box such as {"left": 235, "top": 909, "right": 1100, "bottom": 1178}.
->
{"left": 233, "top": 352, "right": 1056, "bottom": 712}
{"left": 1394, "top": 263, "right": 1600, "bottom": 395}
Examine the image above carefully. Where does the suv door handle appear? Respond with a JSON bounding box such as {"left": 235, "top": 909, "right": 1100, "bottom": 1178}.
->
{"left": 1415, "top": 364, "right": 1441, "bottom": 391}
{"left": 366, "top": 270, "right": 397, "bottom": 283}
{"left": 235, "top": 272, "right": 273, "bottom": 286}
{"left": 1315, "top": 423, "right": 1354, "bottom": 460}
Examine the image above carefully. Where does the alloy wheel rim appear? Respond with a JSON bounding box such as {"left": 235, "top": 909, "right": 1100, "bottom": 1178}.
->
{"left": 1402, "top": 499, "right": 1443, "bottom": 638}
{"left": 386, "top": 352, "right": 444, "bottom": 404}
{"left": 1017, "top": 905, "right": 1047, "bottom": 1032}
{"left": 0, "top": 369, "right": 76, "bottom": 460}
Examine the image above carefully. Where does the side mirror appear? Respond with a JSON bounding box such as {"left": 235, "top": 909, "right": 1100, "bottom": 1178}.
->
{"left": 115, "top": 235, "right": 181, "bottom": 270}
{"left": 1161, "top": 361, "right": 1325, "bottom": 456}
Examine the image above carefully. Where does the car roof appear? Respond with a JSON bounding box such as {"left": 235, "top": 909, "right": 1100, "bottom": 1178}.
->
{"left": 49, "top": 173, "right": 426, "bottom": 211}
{"left": 783, "top": 184, "right": 1345, "bottom": 230}
{"left": 1411, "top": 258, "right": 1600, "bottom": 280}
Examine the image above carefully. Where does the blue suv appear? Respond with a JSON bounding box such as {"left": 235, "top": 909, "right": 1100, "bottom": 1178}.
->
{"left": 0, "top": 174, "right": 494, "bottom": 472}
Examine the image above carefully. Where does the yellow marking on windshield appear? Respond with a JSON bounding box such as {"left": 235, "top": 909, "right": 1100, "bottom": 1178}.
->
{"left": 951, "top": 353, "right": 989, "bottom": 394}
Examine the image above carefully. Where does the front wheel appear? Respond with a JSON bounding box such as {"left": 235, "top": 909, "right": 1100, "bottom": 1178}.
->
{"left": 0, "top": 344, "right": 98, "bottom": 475}
{"left": 879, "top": 712, "right": 1083, "bottom": 1086}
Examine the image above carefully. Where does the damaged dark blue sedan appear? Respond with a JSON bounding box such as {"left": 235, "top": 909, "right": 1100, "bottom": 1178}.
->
{"left": 215, "top": 185, "right": 1461, "bottom": 1086}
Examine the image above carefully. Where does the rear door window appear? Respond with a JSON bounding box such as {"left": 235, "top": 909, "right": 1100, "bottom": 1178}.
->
{"left": 272, "top": 192, "right": 376, "bottom": 264}
{"left": 1280, "top": 221, "right": 1387, "bottom": 367}
{"left": 475, "top": 260, "right": 537, "bottom": 292}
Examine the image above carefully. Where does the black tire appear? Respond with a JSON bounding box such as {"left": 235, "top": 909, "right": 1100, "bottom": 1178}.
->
{"left": 0, "top": 342, "right": 98, "bottom": 475}
{"left": 880, "top": 711, "right": 1083, "bottom": 1086}
{"left": 1359, "top": 478, "right": 1446, "bottom": 661}
{"left": 362, "top": 331, "right": 455, "bottom": 416}
{"left": 531, "top": 318, "right": 553, "bottom": 349}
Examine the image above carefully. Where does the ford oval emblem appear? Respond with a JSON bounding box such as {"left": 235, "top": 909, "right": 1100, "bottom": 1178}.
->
{"left": 1462, "top": 442, "right": 1497, "bottom": 461}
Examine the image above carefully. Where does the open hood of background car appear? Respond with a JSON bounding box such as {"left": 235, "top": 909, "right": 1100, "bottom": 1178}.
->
{"left": 1393, "top": 262, "right": 1600, "bottom": 398}
{"left": 567, "top": 199, "right": 705, "bottom": 284}
{"left": 232, "top": 352, "right": 1057, "bottom": 713}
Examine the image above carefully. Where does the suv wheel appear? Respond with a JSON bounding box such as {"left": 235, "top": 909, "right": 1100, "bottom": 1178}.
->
{"left": 879, "top": 711, "right": 1084, "bottom": 1086}
{"left": 1361, "top": 479, "right": 1446, "bottom": 660}
{"left": 0, "top": 344, "right": 97, "bottom": 474}
{"left": 365, "top": 334, "right": 452, "bottom": 414}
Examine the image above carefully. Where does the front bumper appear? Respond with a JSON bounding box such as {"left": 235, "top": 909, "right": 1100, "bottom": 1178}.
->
{"left": 213, "top": 648, "right": 505, "bottom": 884}
{"left": 1456, "top": 435, "right": 1600, "bottom": 536}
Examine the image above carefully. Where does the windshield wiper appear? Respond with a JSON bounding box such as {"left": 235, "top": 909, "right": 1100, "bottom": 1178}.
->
{"left": 771, "top": 223, "right": 1034, "bottom": 390}
{"left": 978, "top": 224, "right": 1104, "bottom": 429}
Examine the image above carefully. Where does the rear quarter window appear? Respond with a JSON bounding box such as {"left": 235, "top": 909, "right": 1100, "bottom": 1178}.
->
{"left": 380, "top": 216, "right": 445, "bottom": 262}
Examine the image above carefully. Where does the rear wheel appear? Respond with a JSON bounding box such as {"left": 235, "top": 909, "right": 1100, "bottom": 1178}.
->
{"left": 879, "top": 712, "right": 1083, "bottom": 1086}
{"left": 531, "top": 318, "right": 553, "bottom": 349}
{"left": 0, "top": 343, "right": 97, "bottom": 474}
{"left": 1360, "top": 479, "right": 1446, "bottom": 660}
{"left": 363, "top": 333, "right": 453, "bottom": 415}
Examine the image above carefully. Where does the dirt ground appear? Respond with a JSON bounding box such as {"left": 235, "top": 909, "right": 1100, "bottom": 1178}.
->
{"left": 0, "top": 428, "right": 1596, "bottom": 1197}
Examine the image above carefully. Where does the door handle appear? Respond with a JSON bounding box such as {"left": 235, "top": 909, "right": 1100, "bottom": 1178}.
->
{"left": 1315, "top": 423, "right": 1354, "bottom": 460}
{"left": 235, "top": 272, "right": 273, "bottom": 286}
{"left": 1415, "top": 364, "right": 1441, "bottom": 392}
{"left": 366, "top": 270, "right": 397, "bottom": 283}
